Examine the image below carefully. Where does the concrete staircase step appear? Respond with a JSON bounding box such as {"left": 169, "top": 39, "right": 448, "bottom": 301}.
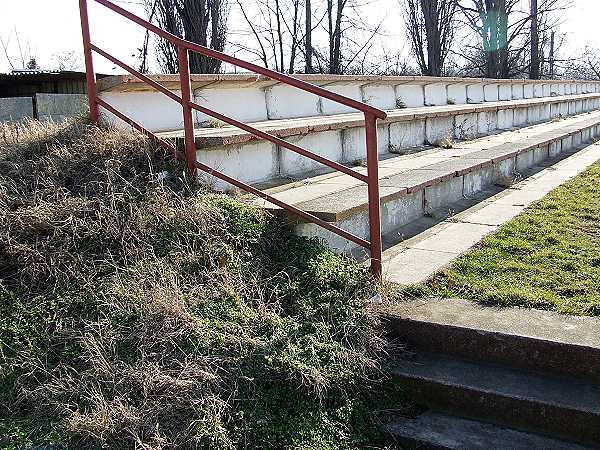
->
{"left": 99, "top": 74, "right": 600, "bottom": 133}
{"left": 383, "top": 298, "right": 600, "bottom": 383}
{"left": 258, "top": 111, "right": 600, "bottom": 253}
{"left": 383, "top": 410, "right": 596, "bottom": 450}
{"left": 391, "top": 352, "right": 600, "bottom": 444}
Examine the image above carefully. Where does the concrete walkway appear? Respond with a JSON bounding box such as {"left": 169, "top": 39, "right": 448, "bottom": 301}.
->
{"left": 383, "top": 141, "right": 600, "bottom": 285}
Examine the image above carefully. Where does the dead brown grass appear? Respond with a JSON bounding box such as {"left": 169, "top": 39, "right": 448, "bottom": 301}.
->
{"left": 0, "top": 119, "right": 387, "bottom": 450}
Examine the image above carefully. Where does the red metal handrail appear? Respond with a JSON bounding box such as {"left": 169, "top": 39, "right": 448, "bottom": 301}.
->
{"left": 79, "top": 0, "right": 386, "bottom": 277}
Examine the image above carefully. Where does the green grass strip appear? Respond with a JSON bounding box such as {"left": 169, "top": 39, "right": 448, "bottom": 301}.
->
{"left": 425, "top": 156, "right": 600, "bottom": 316}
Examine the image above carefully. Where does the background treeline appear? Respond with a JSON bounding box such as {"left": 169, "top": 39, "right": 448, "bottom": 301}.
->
{"left": 139, "top": 0, "right": 600, "bottom": 79}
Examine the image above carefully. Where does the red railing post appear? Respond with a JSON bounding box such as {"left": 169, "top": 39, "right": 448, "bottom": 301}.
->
{"left": 177, "top": 46, "right": 197, "bottom": 178}
{"left": 365, "top": 114, "right": 383, "bottom": 279}
{"left": 79, "top": 0, "right": 100, "bottom": 123}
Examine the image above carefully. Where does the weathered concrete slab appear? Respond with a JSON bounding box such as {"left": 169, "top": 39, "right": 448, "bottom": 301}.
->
{"left": 36, "top": 93, "right": 87, "bottom": 121}
{"left": 0, "top": 97, "right": 33, "bottom": 122}
{"left": 385, "top": 298, "right": 600, "bottom": 352}
{"left": 292, "top": 184, "right": 401, "bottom": 221}
{"left": 419, "top": 157, "right": 492, "bottom": 176}
{"left": 424, "top": 176, "right": 465, "bottom": 210}
{"left": 384, "top": 248, "right": 458, "bottom": 285}
{"left": 492, "top": 187, "right": 549, "bottom": 206}
{"left": 383, "top": 297, "right": 600, "bottom": 382}
{"left": 384, "top": 410, "right": 595, "bottom": 450}
{"left": 391, "top": 352, "right": 600, "bottom": 444}
{"left": 455, "top": 203, "right": 524, "bottom": 225}
{"left": 410, "top": 222, "right": 497, "bottom": 253}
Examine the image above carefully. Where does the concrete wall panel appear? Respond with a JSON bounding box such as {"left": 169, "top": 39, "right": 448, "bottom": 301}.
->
{"left": 0, "top": 97, "right": 33, "bottom": 122}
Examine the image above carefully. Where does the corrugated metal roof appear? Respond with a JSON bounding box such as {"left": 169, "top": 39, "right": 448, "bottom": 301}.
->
{"left": 10, "top": 70, "right": 63, "bottom": 75}
{"left": 0, "top": 70, "right": 110, "bottom": 83}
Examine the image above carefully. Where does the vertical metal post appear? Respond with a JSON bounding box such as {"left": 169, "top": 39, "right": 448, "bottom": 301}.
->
{"left": 365, "top": 113, "right": 383, "bottom": 279}
{"left": 178, "top": 45, "right": 197, "bottom": 177}
{"left": 79, "top": 0, "right": 99, "bottom": 123}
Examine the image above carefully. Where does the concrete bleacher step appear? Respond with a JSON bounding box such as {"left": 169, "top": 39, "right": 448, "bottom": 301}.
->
{"left": 382, "top": 298, "right": 600, "bottom": 383}
{"left": 382, "top": 410, "right": 596, "bottom": 450}
{"left": 379, "top": 141, "right": 600, "bottom": 284}
{"left": 156, "top": 93, "right": 600, "bottom": 189}
{"left": 99, "top": 74, "right": 600, "bottom": 133}
{"left": 254, "top": 111, "right": 600, "bottom": 255}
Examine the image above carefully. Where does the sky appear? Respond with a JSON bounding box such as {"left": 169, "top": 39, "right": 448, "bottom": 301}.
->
{"left": 1, "top": 0, "right": 600, "bottom": 75}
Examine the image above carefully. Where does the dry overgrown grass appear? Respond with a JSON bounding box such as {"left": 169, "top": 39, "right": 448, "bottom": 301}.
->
{"left": 0, "top": 119, "right": 389, "bottom": 449}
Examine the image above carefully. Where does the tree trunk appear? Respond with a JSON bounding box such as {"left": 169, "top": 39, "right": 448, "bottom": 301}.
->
{"left": 305, "top": 0, "right": 312, "bottom": 73}
{"left": 549, "top": 30, "right": 555, "bottom": 78}
{"left": 332, "top": 0, "right": 344, "bottom": 74}
{"left": 530, "top": 0, "right": 540, "bottom": 79}
{"left": 422, "top": 0, "right": 441, "bottom": 76}
{"left": 274, "top": 0, "right": 285, "bottom": 72}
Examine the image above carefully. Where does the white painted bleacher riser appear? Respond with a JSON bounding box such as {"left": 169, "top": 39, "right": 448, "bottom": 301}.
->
{"left": 195, "top": 96, "right": 600, "bottom": 191}
{"left": 98, "top": 76, "right": 600, "bottom": 133}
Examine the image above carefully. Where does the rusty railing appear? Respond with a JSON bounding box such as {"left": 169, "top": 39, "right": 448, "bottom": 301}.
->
{"left": 79, "top": 0, "right": 387, "bottom": 277}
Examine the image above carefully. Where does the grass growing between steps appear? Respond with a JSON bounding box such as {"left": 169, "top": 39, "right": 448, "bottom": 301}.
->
{"left": 422, "top": 157, "right": 600, "bottom": 317}
{"left": 0, "top": 119, "right": 404, "bottom": 450}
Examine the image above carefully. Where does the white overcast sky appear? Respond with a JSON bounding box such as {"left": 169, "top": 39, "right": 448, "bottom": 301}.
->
{"left": 1, "top": 0, "right": 600, "bottom": 74}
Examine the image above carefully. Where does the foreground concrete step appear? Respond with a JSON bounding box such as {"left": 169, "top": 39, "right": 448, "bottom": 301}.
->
{"left": 157, "top": 94, "right": 600, "bottom": 189}
{"left": 391, "top": 352, "right": 600, "bottom": 445}
{"left": 261, "top": 111, "right": 600, "bottom": 253}
{"left": 383, "top": 298, "right": 600, "bottom": 383}
{"left": 383, "top": 410, "right": 595, "bottom": 450}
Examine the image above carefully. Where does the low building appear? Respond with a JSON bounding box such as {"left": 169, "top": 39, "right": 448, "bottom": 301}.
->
{"left": 0, "top": 70, "right": 108, "bottom": 122}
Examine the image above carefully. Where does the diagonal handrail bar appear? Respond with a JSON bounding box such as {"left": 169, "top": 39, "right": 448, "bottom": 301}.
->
{"left": 187, "top": 99, "right": 371, "bottom": 183}
{"left": 79, "top": 0, "right": 385, "bottom": 277}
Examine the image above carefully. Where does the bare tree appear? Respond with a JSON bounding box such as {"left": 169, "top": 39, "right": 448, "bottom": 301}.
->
{"left": 528, "top": 0, "right": 570, "bottom": 79}
{"left": 233, "top": 0, "right": 387, "bottom": 75}
{"left": 454, "top": 0, "right": 527, "bottom": 78}
{"left": 548, "top": 30, "right": 555, "bottom": 77}
{"left": 0, "top": 28, "right": 37, "bottom": 71}
{"left": 402, "top": 0, "right": 458, "bottom": 76}
{"left": 582, "top": 49, "right": 600, "bottom": 80}
{"left": 144, "top": 0, "right": 229, "bottom": 74}
{"left": 562, "top": 47, "right": 600, "bottom": 80}
{"left": 235, "top": 0, "right": 304, "bottom": 72}
{"left": 455, "top": 0, "right": 569, "bottom": 79}
{"left": 316, "top": 0, "right": 384, "bottom": 74}
{"left": 52, "top": 51, "right": 82, "bottom": 71}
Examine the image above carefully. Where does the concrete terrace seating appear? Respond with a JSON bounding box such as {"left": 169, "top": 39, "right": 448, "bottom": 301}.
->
{"left": 97, "top": 74, "right": 600, "bottom": 131}
{"left": 155, "top": 93, "right": 600, "bottom": 189}
{"left": 97, "top": 74, "right": 600, "bottom": 261}
{"left": 252, "top": 111, "right": 600, "bottom": 252}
